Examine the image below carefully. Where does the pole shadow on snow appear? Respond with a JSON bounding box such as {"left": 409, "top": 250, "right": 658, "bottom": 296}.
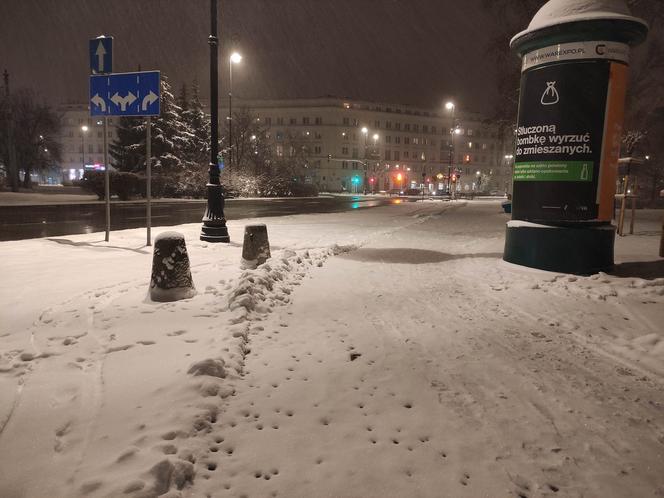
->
{"left": 339, "top": 248, "right": 503, "bottom": 264}
{"left": 610, "top": 260, "right": 664, "bottom": 280}
{"left": 47, "top": 238, "right": 150, "bottom": 254}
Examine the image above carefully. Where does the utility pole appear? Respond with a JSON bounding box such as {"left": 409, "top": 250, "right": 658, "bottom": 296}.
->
{"left": 3, "top": 70, "right": 18, "bottom": 192}
{"left": 200, "top": 0, "right": 230, "bottom": 243}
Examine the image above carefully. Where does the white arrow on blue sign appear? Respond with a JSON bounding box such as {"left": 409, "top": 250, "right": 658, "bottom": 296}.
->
{"left": 89, "top": 36, "right": 113, "bottom": 74}
{"left": 89, "top": 71, "right": 161, "bottom": 117}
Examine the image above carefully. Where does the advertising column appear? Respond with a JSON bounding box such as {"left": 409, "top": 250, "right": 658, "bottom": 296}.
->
{"left": 503, "top": 0, "right": 647, "bottom": 274}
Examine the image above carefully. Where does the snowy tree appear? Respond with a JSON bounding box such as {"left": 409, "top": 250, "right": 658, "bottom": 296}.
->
{"left": 108, "top": 116, "right": 144, "bottom": 172}
{"left": 109, "top": 75, "right": 186, "bottom": 177}
{"left": 0, "top": 88, "right": 61, "bottom": 189}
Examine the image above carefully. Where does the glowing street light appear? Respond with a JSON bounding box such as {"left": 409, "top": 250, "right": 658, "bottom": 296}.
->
{"left": 228, "top": 51, "right": 242, "bottom": 171}
{"left": 445, "top": 101, "right": 457, "bottom": 196}
{"left": 81, "top": 124, "right": 89, "bottom": 178}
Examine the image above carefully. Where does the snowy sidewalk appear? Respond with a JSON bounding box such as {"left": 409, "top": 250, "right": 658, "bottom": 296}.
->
{"left": 191, "top": 203, "right": 664, "bottom": 498}
{"left": 0, "top": 201, "right": 662, "bottom": 498}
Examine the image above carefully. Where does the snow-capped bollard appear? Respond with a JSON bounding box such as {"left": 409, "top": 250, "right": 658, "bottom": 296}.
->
{"left": 241, "top": 224, "right": 271, "bottom": 269}
{"left": 149, "top": 231, "right": 196, "bottom": 302}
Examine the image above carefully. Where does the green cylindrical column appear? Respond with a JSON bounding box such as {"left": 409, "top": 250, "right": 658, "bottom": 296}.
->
{"left": 503, "top": 0, "right": 648, "bottom": 274}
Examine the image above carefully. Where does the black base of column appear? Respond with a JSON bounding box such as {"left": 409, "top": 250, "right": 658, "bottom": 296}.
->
{"left": 503, "top": 221, "right": 615, "bottom": 275}
{"left": 200, "top": 183, "right": 230, "bottom": 243}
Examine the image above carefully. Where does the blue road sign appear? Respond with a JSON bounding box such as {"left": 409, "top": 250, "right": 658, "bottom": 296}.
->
{"left": 89, "top": 37, "right": 113, "bottom": 74}
{"left": 89, "top": 71, "right": 161, "bottom": 117}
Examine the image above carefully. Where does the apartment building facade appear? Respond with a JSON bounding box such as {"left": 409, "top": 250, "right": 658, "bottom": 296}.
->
{"left": 235, "top": 97, "right": 513, "bottom": 194}
{"left": 57, "top": 103, "right": 118, "bottom": 182}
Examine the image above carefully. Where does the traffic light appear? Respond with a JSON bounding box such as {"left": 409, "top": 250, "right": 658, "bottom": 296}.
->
{"left": 451, "top": 174, "right": 457, "bottom": 183}
{"left": 396, "top": 173, "right": 403, "bottom": 181}
{"left": 351, "top": 175, "right": 360, "bottom": 185}
{"left": 369, "top": 177, "right": 375, "bottom": 184}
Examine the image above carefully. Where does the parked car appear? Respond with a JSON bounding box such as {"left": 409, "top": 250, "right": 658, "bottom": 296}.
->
{"left": 402, "top": 188, "right": 422, "bottom": 196}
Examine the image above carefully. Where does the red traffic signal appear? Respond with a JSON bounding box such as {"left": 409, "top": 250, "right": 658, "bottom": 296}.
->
{"left": 369, "top": 177, "right": 375, "bottom": 183}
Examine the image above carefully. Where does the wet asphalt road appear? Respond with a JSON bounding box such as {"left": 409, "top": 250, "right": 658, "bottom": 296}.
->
{"left": 0, "top": 196, "right": 407, "bottom": 241}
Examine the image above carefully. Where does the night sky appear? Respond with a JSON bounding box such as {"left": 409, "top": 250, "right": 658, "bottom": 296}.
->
{"left": 2, "top": 0, "right": 507, "bottom": 113}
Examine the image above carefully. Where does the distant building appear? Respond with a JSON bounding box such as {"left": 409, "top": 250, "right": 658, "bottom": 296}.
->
{"left": 229, "top": 97, "right": 514, "bottom": 194}
{"left": 54, "top": 98, "right": 514, "bottom": 193}
{"left": 57, "top": 103, "right": 118, "bottom": 182}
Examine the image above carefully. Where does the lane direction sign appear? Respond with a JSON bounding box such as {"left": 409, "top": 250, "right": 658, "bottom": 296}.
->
{"left": 89, "top": 71, "right": 161, "bottom": 117}
{"left": 89, "top": 36, "right": 113, "bottom": 74}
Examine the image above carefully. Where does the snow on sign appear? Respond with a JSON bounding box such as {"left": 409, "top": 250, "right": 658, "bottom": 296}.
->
{"left": 89, "top": 36, "right": 113, "bottom": 74}
{"left": 89, "top": 71, "right": 161, "bottom": 117}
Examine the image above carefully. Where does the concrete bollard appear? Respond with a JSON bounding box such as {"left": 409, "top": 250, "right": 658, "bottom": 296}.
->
{"left": 241, "top": 224, "right": 271, "bottom": 269}
{"left": 149, "top": 231, "right": 196, "bottom": 302}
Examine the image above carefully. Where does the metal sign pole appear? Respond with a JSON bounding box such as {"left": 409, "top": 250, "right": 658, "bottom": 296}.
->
{"left": 146, "top": 116, "right": 152, "bottom": 246}
{"left": 103, "top": 116, "right": 110, "bottom": 241}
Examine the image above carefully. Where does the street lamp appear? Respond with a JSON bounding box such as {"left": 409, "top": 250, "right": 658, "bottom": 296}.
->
{"left": 81, "top": 124, "right": 89, "bottom": 179}
{"left": 228, "top": 51, "right": 242, "bottom": 172}
{"left": 200, "top": 0, "right": 230, "bottom": 243}
{"left": 444, "top": 102, "right": 456, "bottom": 197}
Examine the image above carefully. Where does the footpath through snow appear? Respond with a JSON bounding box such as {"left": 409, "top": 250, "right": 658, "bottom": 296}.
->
{"left": 0, "top": 200, "right": 663, "bottom": 498}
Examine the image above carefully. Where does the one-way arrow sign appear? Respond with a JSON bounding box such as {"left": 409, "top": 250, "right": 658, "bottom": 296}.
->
{"left": 89, "top": 36, "right": 113, "bottom": 74}
{"left": 89, "top": 71, "right": 160, "bottom": 117}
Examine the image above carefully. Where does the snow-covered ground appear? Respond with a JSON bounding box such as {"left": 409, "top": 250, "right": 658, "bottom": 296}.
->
{"left": 0, "top": 200, "right": 662, "bottom": 498}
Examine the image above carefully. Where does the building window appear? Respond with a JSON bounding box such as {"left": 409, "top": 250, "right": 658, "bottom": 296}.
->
{"left": 265, "top": 117, "right": 272, "bottom": 125}
{"left": 342, "top": 146, "right": 349, "bottom": 155}
{"left": 277, "top": 117, "right": 284, "bottom": 125}
{"left": 352, "top": 118, "right": 359, "bottom": 127}
{"left": 405, "top": 124, "right": 410, "bottom": 131}
{"left": 394, "top": 150, "right": 400, "bottom": 160}
{"left": 314, "top": 146, "right": 322, "bottom": 154}
{"left": 342, "top": 161, "right": 348, "bottom": 169}
{"left": 385, "top": 150, "right": 391, "bottom": 160}
{"left": 302, "top": 117, "right": 310, "bottom": 125}
{"left": 343, "top": 117, "right": 350, "bottom": 125}
{"left": 395, "top": 122, "right": 401, "bottom": 130}
{"left": 404, "top": 137, "right": 410, "bottom": 145}
{"left": 276, "top": 145, "right": 283, "bottom": 157}
{"left": 395, "top": 136, "right": 401, "bottom": 144}
{"left": 413, "top": 124, "right": 419, "bottom": 132}
{"left": 352, "top": 148, "right": 358, "bottom": 158}
{"left": 385, "top": 136, "right": 392, "bottom": 144}
{"left": 385, "top": 121, "right": 392, "bottom": 129}
{"left": 314, "top": 132, "right": 322, "bottom": 139}
{"left": 276, "top": 131, "right": 284, "bottom": 141}
{"left": 413, "top": 138, "right": 419, "bottom": 145}
{"left": 289, "top": 118, "right": 297, "bottom": 125}
{"left": 467, "top": 129, "right": 473, "bottom": 136}
{"left": 464, "top": 154, "right": 471, "bottom": 163}
{"left": 315, "top": 117, "right": 322, "bottom": 125}
{"left": 431, "top": 126, "right": 436, "bottom": 134}
{"left": 374, "top": 120, "right": 380, "bottom": 128}
{"left": 404, "top": 151, "right": 409, "bottom": 158}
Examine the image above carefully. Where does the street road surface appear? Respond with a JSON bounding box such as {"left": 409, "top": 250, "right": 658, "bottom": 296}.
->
{"left": 0, "top": 196, "right": 405, "bottom": 241}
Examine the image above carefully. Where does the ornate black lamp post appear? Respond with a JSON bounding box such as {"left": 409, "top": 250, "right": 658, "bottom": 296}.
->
{"left": 200, "top": 0, "right": 230, "bottom": 242}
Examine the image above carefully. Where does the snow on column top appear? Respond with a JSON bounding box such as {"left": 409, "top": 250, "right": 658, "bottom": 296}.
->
{"left": 511, "top": 0, "right": 648, "bottom": 48}
{"left": 155, "top": 231, "right": 186, "bottom": 242}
